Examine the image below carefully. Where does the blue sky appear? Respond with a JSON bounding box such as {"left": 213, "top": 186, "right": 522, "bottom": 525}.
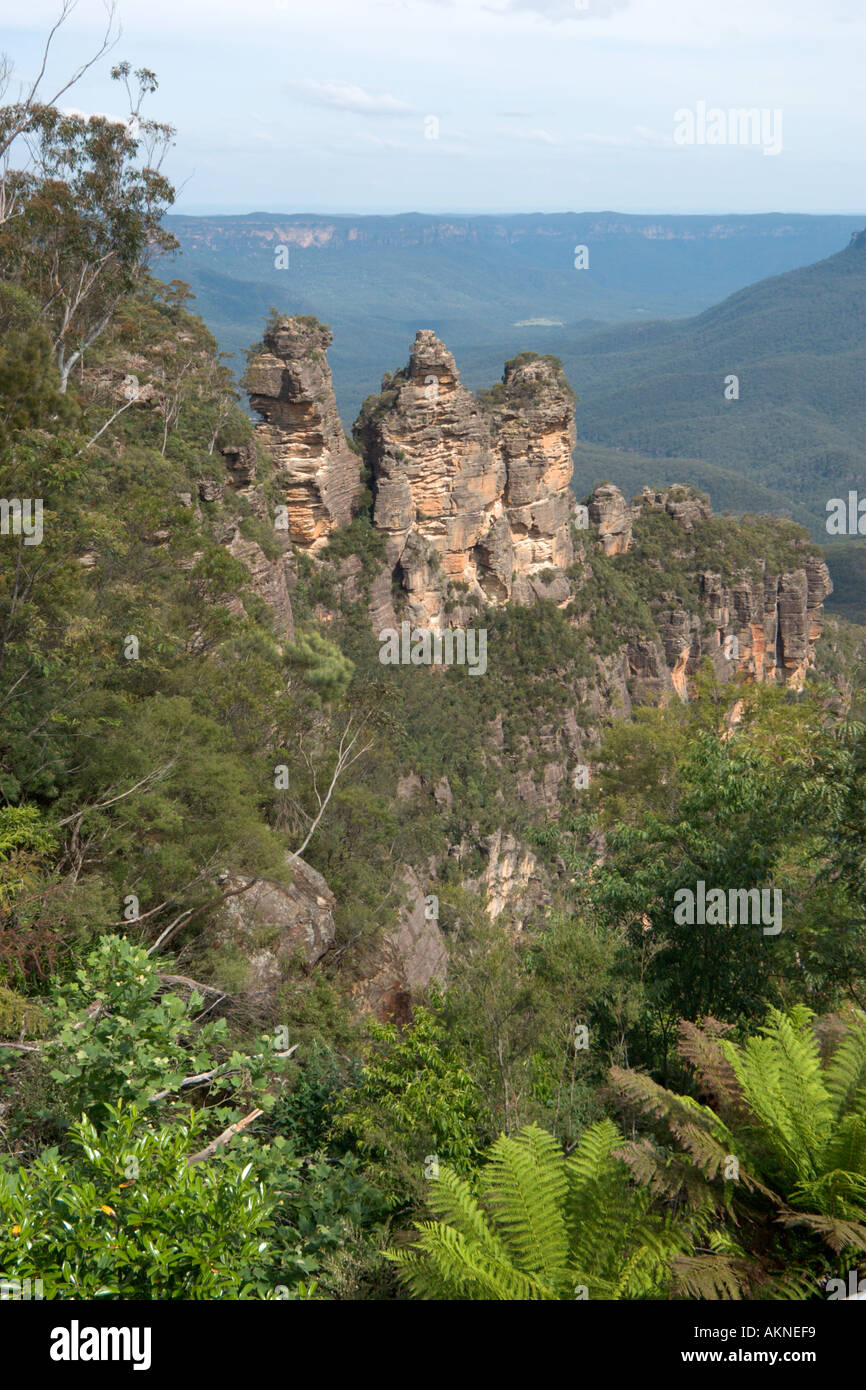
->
{"left": 2, "top": 0, "right": 864, "bottom": 215}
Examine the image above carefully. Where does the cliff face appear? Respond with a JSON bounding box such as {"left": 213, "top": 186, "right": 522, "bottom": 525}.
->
{"left": 587, "top": 483, "right": 633, "bottom": 556}
{"left": 245, "top": 318, "right": 361, "bottom": 552}
{"left": 224, "top": 320, "right": 839, "bottom": 1025}
{"left": 238, "top": 322, "right": 832, "bottom": 698}
{"left": 353, "top": 332, "right": 575, "bottom": 628}
{"left": 583, "top": 483, "right": 832, "bottom": 697}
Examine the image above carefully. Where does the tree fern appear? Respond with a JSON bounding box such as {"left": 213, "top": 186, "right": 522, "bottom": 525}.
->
{"left": 610, "top": 1008, "right": 866, "bottom": 1291}
{"left": 386, "top": 1121, "right": 686, "bottom": 1300}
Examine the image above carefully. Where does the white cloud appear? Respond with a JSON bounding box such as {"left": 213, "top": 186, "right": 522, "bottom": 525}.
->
{"left": 60, "top": 105, "right": 128, "bottom": 125}
{"left": 291, "top": 79, "right": 416, "bottom": 117}
{"left": 518, "top": 127, "right": 558, "bottom": 144}
{"left": 502, "top": 0, "right": 632, "bottom": 18}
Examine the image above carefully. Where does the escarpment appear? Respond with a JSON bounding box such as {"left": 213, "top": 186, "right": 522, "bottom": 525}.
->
{"left": 211, "top": 317, "right": 839, "bottom": 1024}
{"left": 579, "top": 483, "right": 832, "bottom": 698}
{"left": 245, "top": 317, "right": 362, "bottom": 552}
{"left": 232, "top": 318, "right": 836, "bottom": 708}
{"left": 237, "top": 318, "right": 833, "bottom": 700}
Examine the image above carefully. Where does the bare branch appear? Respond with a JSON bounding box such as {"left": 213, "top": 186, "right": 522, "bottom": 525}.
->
{"left": 147, "top": 1045, "right": 297, "bottom": 1105}
{"left": 286, "top": 716, "right": 373, "bottom": 866}
{"left": 57, "top": 759, "right": 177, "bottom": 826}
{"left": 145, "top": 876, "right": 260, "bottom": 957}
{"left": 186, "top": 1108, "right": 263, "bottom": 1167}
{"left": 0, "top": 1, "right": 120, "bottom": 164}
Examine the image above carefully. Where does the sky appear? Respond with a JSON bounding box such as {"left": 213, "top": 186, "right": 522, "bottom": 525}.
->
{"left": 1, "top": 0, "right": 864, "bottom": 215}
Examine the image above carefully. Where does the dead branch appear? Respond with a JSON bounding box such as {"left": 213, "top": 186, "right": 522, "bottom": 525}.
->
{"left": 57, "top": 760, "right": 177, "bottom": 826}
{"left": 145, "top": 875, "right": 260, "bottom": 957}
{"left": 186, "top": 1108, "right": 263, "bottom": 1167}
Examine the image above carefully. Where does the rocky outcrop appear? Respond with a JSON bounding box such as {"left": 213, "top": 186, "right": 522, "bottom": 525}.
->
{"left": 351, "top": 866, "right": 448, "bottom": 1022}
{"left": 353, "top": 333, "right": 575, "bottom": 628}
{"left": 474, "top": 830, "right": 548, "bottom": 924}
{"left": 215, "top": 857, "right": 336, "bottom": 1007}
{"left": 222, "top": 443, "right": 260, "bottom": 501}
{"left": 226, "top": 530, "right": 295, "bottom": 642}
{"left": 238, "top": 322, "right": 833, "bottom": 702}
{"left": 637, "top": 485, "right": 712, "bottom": 533}
{"left": 587, "top": 483, "right": 632, "bottom": 555}
{"left": 245, "top": 317, "right": 361, "bottom": 552}
{"left": 496, "top": 354, "right": 576, "bottom": 603}
{"left": 695, "top": 562, "right": 832, "bottom": 688}
{"left": 616, "top": 488, "right": 833, "bottom": 695}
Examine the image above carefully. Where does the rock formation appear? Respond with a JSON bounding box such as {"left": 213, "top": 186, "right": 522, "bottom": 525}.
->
{"left": 587, "top": 483, "right": 633, "bottom": 555}
{"left": 583, "top": 483, "right": 833, "bottom": 696}
{"left": 351, "top": 866, "right": 448, "bottom": 1023}
{"left": 696, "top": 558, "right": 832, "bottom": 688}
{"left": 216, "top": 440, "right": 296, "bottom": 642}
{"left": 245, "top": 317, "right": 361, "bottom": 552}
{"left": 637, "top": 485, "right": 712, "bottom": 533}
{"left": 353, "top": 332, "right": 575, "bottom": 627}
{"left": 238, "top": 321, "right": 833, "bottom": 699}
{"left": 215, "top": 857, "right": 336, "bottom": 1008}
{"left": 223, "top": 322, "right": 840, "bottom": 1025}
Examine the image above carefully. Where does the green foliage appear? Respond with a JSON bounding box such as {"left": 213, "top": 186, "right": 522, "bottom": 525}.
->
{"left": 584, "top": 683, "right": 866, "bottom": 1069}
{"left": 388, "top": 1121, "right": 686, "bottom": 1300}
{"left": 337, "top": 1007, "right": 485, "bottom": 1208}
{"left": 0, "top": 79, "right": 177, "bottom": 390}
{"left": 3, "top": 47, "right": 866, "bottom": 1304}
{"left": 611, "top": 1008, "right": 866, "bottom": 1292}
{"left": 234, "top": 1133, "right": 389, "bottom": 1297}
{"left": 438, "top": 900, "right": 621, "bottom": 1143}
{"left": 0, "top": 1103, "right": 271, "bottom": 1299}
{"left": 286, "top": 630, "right": 355, "bottom": 705}
{"left": 19, "top": 935, "right": 278, "bottom": 1132}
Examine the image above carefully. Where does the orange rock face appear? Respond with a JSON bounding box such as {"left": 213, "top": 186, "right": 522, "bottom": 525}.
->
{"left": 245, "top": 318, "right": 361, "bottom": 554}
{"left": 354, "top": 332, "right": 576, "bottom": 627}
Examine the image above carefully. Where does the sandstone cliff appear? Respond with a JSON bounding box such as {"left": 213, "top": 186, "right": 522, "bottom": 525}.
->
{"left": 220, "top": 325, "right": 837, "bottom": 1025}
{"left": 236, "top": 322, "right": 833, "bottom": 699}
{"left": 582, "top": 483, "right": 832, "bottom": 697}
{"left": 245, "top": 317, "right": 361, "bottom": 552}
{"left": 353, "top": 332, "right": 575, "bottom": 628}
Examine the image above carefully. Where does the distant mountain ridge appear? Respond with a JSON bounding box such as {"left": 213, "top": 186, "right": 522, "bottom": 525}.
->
{"left": 556, "top": 227, "right": 866, "bottom": 543}
{"left": 161, "top": 211, "right": 865, "bottom": 421}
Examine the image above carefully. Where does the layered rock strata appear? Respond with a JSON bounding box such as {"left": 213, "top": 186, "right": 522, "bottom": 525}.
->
{"left": 353, "top": 332, "right": 575, "bottom": 627}
{"left": 245, "top": 318, "right": 361, "bottom": 552}
{"left": 584, "top": 483, "right": 832, "bottom": 695}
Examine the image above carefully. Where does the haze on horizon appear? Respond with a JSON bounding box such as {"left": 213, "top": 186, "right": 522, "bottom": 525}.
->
{"left": 1, "top": 0, "right": 863, "bottom": 218}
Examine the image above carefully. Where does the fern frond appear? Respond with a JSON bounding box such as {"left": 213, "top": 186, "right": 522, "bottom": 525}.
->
{"left": 484, "top": 1125, "right": 569, "bottom": 1291}
{"left": 609, "top": 1066, "right": 768, "bottom": 1194}
{"left": 677, "top": 1019, "right": 746, "bottom": 1124}
{"left": 824, "top": 1013, "right": 866, "bottom": 1121}
{"left": 721, "top": 1013, "right": 832, "bottom": 1184}
{"left": 671, "top": 1252, "right": 745, "bottom": 1301}
{"left": 819, "top": 1115, "right": 866, "bottom": 1185}
{"left": 776, "top": 1207, "right": 866, "bottom": 1255}
{"left": 386, "top": 1221, "right": 551, "bottom": 1300}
